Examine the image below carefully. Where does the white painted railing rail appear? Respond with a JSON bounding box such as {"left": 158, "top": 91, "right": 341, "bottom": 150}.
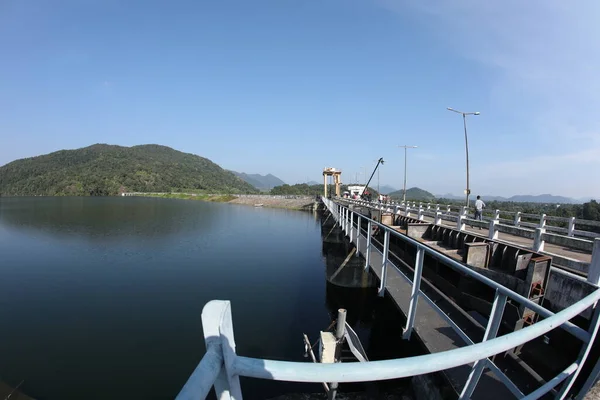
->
{"left": 176, "top": 197, "right": 600, "bottom": 400}
{"left": 352, "top": 199, "right": 600, "bottom": 238}
{"left": 344, "top": 198, "right": 600, "bottom": 278}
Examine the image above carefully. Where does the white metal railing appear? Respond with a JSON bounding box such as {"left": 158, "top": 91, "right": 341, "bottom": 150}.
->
{"left": 344, "top": 198, "right": 600, "bottom": 277}
{"left": 350, "top": 199, "right": 600, "bottom": 239}
{"left": 176, "top": 197, "right": 600, "bottom": 400}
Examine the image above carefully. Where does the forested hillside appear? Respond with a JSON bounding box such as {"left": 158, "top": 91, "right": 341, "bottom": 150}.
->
{"left": 0, "top": 144, "right": 258, "bottom": 196}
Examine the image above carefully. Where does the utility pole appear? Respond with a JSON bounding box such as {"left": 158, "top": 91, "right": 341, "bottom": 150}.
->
{"left": 447, "top": 107, "right": 480, "bottom": 207}
{"left": 398, "top": 145, "right": 418, "bottom": 203}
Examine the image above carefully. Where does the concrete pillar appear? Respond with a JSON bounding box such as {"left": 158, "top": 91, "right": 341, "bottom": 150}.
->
{"left": 514, "top": 212, "right": 521, "bottom": 227}
{"left": 417, "top": 207, "right": 424, "bottom": 221}
{"left": 323, "top": 174, "right": 328, "bottom": 198}
{"left": 405, "top": 206, "right": 410, "bottom": 217}
{"left": 435, "top": 211, "right": 442, "bottom": 226}
{"left": 588, "top": 239, "right": 600, "bottom": 285}
{"left": 539, "top": 213, "right": 547, "bottom": 228}
{"left": 494, "top": 209, "right": 500, "bottom": 221}
{"left": 488, "top": 219, "right": 499, "bottom": 240}
{"left": 568, "top": 217, "right": 576, "bottom": 237}
{"left": 457, "top": 215, "right": 466, "bottom": 231}
{"left": 447, "top": 205, "right": 451, "bottom": 213}
{"left": 533, "top": 228, "right": 546, "bottom": 252}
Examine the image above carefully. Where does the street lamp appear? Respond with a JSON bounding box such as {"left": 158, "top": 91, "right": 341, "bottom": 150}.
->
{"left": 447, "top": 107, "right": 480, "bottom": 207}
{"left": 398, "top": 145, "right": 418, "bottom": 204}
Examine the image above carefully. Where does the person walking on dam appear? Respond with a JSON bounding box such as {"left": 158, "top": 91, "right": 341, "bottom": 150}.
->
{"left": 474, "top": 195, "right": 486, "bottom": 229}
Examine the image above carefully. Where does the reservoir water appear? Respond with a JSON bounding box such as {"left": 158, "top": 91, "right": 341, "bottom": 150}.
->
{"left": 0, "top": 197, "right": 411, "bottom": 400}
{"left": 0, "top": 197, "right": 343, "bottom": 399}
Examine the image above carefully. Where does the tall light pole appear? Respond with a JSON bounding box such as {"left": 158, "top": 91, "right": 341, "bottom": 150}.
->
{"left": 447, "top": 107, "right": 480, "bottom": 207}
{"left": 398, "top": 145, "right": 418, "bottom": 203}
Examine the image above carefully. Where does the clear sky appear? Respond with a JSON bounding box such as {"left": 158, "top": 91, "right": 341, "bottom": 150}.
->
{"left": 2, "top": 1, "right": 599, "bottom": 198}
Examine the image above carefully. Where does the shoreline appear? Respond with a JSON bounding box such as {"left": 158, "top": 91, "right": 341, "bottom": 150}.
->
{"left": 142, "top": 193, "right": 318, "bottom": 211}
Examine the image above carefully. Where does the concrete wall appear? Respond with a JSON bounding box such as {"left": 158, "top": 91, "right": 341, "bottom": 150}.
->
{"left": 544, "top": 270, "right": 597, "bottom": 319}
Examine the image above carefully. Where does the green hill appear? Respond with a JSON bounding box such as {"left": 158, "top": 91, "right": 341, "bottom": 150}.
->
{"left": 0, "top": 144, "right": 258, "bottom": 196}
{"left": 388, "top": 187, "right": 436, "bottom": 202}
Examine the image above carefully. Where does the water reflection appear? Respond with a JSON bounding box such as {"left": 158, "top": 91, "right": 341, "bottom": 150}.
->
{"left": 0, "top": 197, "right": 218, "bottom": 241}
{"left": 0, "top": 198, "right": 327, "bottom": 400}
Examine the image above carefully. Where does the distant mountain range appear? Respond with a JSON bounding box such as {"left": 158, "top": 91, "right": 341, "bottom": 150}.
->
{"left": 229, "top": 171, "right": 285, "bottom": 191}
{"left": 378, "top": 184, "right": 397, "bottom": 194}
{"left": 436, "top": 193, "right": 587, "bottom": 204}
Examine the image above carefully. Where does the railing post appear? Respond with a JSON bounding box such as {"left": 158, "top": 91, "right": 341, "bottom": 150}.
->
{"left": 403, "top": 246, "right": 425, "bottom": 340}
{"left": 457, "top": 207, "right": 467, "bottom": 231}
{"left": 365, "top": 220, "right": 372, "bottom": 271}
{"left": 533, "top": 227, "right": 545, "bottom": 252}
{"left": 514, "top": 211, "right": 521, "bottom": 227}
{"left": 539, "top": 213, "right": 547, "bottom": 228}
{"left": 435, "top": 212, "right": 442, "bottom": 226}
{"left": 344, "top": 208, "right": 348, "bottom": 234}
{"left": 557, "top": 299, "right": 600, "bottom": 399}
{"left": 378, "top": 229, "right": 390, "bottom": 297}
{"left": 349, "top": 211, "right": 354, "bottom": 243}
{"left": 494, "top": 209, "right": 500, "bottom": 221}
{"left": 196, "top": 300, "right": 242, "bottom": 400}
{"left": 356, "top": 216, "right": 362, "bottom": 256}
{"left": 574, "top": 302, "right": 600, "bottom": 399}
{"left": 587, "top": 239, "right": 600, "bottom": 285}
{"left": 460, "top": 291, "right": 507, "bottom": 399}
{"left": 568, "top": 217, "right": 576, "bottom": 237}
{"left": 405, "top": 205, "right": 410, "bottom": 217}
{"left": 417, "top": 207, "right": 424, "bottom": 221}
{"left": 488, "top": 219, "right": 499, "bottom": 240}
{"left": 447, "top": 205, "right": 451, "bottom": 213}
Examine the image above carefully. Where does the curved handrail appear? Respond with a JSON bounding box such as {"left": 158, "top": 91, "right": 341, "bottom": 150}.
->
{"left": 232, "top": 284, "right": 600, "bottom": 382}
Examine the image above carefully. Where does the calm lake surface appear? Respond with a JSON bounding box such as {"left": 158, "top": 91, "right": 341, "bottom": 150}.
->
{"left": 0, "top": 197, "right": 411, "bottom": 400}
{"left": 0, "top": 197, "right": 344, "bottom": 399}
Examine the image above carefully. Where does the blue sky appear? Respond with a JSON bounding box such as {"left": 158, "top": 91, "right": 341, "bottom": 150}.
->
{"left": 1, "top": 1, "right": 599, "bottom": 198}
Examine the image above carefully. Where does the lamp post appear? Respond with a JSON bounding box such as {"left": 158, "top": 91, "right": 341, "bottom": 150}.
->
{"left": 398, "top": 145, "right": 417, "bottom": 204}
{"left": 447, "top": 107, "right": 480, "bottom": 207}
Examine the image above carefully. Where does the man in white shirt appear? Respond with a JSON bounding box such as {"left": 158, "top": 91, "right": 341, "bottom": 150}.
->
{"left": 474, "top": 195, "right": 486, "bottom": 228}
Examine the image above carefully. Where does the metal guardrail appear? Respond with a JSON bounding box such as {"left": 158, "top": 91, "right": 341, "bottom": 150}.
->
{"left": 406, "top": 202, "right": 600, "bottom": 233}
{"left": 175, "top": 197, "right": 600, "bottom": 400}
{"left": 383, "top": 200, "right": 600, "bottom": 236}
{"left": 346, "top": 198, "right": 600, "bottom": 277}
